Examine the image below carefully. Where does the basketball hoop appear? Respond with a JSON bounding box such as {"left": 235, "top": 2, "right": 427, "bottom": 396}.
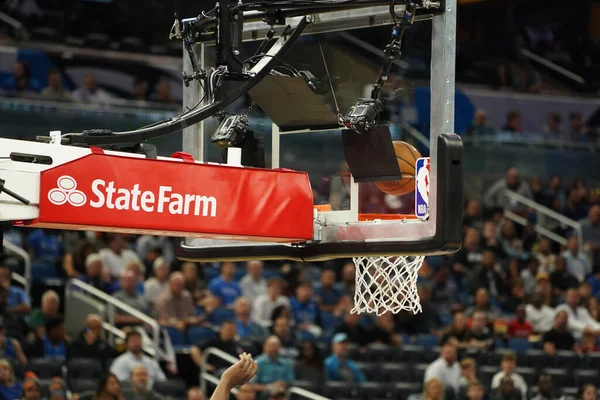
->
{"left": 351, "top": 214, "right": 425, "bottom": 316}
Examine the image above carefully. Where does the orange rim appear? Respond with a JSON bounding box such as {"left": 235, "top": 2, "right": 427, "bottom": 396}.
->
{"left": 358, "top": 213, "right": 418, "bottom": 221}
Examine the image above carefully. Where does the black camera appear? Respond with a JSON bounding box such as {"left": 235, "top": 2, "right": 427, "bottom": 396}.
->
{"left": 343, "top": 98, "right": 383, "bottom": 134}
{"left": 211, "top": 115, "right": 252, "bottom": 148}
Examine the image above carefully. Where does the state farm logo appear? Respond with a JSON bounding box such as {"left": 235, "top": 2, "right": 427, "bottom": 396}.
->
{"left": 48, "top": 176, "right": 87, "bottom": 207}
{"left": 46, "top": 176, "right": 217, "bottom": 217}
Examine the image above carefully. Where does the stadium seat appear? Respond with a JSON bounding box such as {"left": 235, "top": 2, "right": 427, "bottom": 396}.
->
{"left": 555, "top": 350, "right": 578, "bottom": 369}
{"left": 508, "top": 338, "right": 532, "bottom": 352}
{"left": 415, "top": 334, "right": 439, "bottom": 348}
{"left": 208, "top": 308, "right": 236, "bottom": 326}
{"left": 365, "top": 343, "right": 397, "bottom": 363}
{"left": 324, "top": 381, "right": 357, "bottom": 398}
{"left": 10, "top": 359, "right": 24, "bottom": 380}
{"left": 186, "top": 327, "right": 217, "bottom": 344}
{"left": 401, "top": 345, "right": 426, "bottom": 363}
{"left": 422, "top": 347, "right": 440, "bottom": 363}
{"left": 561, "top": 387, "right": 580, "bottom": 398}
{"left": 153, "top": 379, "right": 187, "bottom": 398}
{"left": 584, "top": 352, "right": 600, "bottom": 369}
{"left": 234, "top": 269, "right": 246, "bottom": 282}
{"left": 164, "top": 326, "right": 185, "bottom": 346}
{"left": 393, "top": 382, "right": 422, "bottom": 399}
{"left": 544, "top": 368, "right": 571, "bottom": 388}
{"left": 479, "top": 366, "right": 499, "bottom": 384}
{"left": 353, "top": 362, "right": 378, "bottom": 381}
{"left": 67, "top": 358, "right": 103, "bottom": 386}
{"left": 574, "top": 369, "right": 599, "bottom": 387}
{"left": 28, "top": 358, "right": 64, "bottom": 379}
{"left": 412, "top": 363, "right": 429, "bottom": 382}
{"left": 381, "top": 363, "right": 412, "bottom": 382}
{"left": 358, "top": 382, "right": 390, "bottom": 399}
{"left": 523, "top": 349, "right": 553, "bottom": 368}
{"left": 515, "top": 367, "right": 536, "bottom": 386}
{"left": 69, "top": 379, "right": 98, "bottom": 394}
{"left": 291, "top": 380, "right": 320, "bottom": 393}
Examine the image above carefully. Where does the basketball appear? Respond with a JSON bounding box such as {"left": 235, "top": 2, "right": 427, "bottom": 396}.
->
{"left": 374, "top": 141, "right": 422, "bottom": 196}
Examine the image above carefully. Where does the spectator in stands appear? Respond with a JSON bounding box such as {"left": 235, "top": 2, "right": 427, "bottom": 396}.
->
{"left": 581, "top": 384, "right": 597, "bottom": 400}
{"left": 72, "top": 74, "right": 113, "bottom": 105}
{"left": 335, "top": 311, "right": 370, "bottom": 347}
{"left": 555, "top": 288, "right": 600, "bottom": 338}
{"left": 490, "top": 376, "right": 521, "bottom": 400}
{"left": 63, "top": 239, "right": 95, "bottom": 278}
{"left": 233, "top": 298, "right": 265, "bottom": 340}
{"left": 295, "top": 341, "right": 323, "bottom": 383}
{"left": 132, "top": 79, "right": 148, "bottom": 104}
{"left": 543, "top": 310, "right": 576, "bottom": 354}
{"left": 421, "top": 378, "right": 444, "bottom": 400}
{"left": 536, "top": 272, "right": 558, "bottom": 307}
{"left": 26, "top": 316, "right": 68, "bottom": 360}
{"left": 576, "top": 330, "right": 600, "bottom": 353}
{"left": 111, "top": 331, "right": 166, "bottom": 386}
{"left": 424, "top": 343, "right": 460, "bottom": 395}
{"left": 41, "top": 69, "right": 72, "bottom": 101}
{"left": 568, "top": 113, "right": 589, "bottom": 142}
{"left": 491, "top": 352, "right": 527, "bottom": 400}
{"left": 324, "top": 333, "right": 366, "bottom": 383}
{"left": 471, "top": 250, "right": 507, "bottom": 302}
{"left": 313, "top": 269, "right": 343, "bottom": 313}
{"left": 463, "top": 200, "right": 483, "bottom": 229}
{"left": 398, "top": 285, "right": 443, "bottom": 335}
{"left": 113, "top": 270, "right": 148, "bottom": 326}
{"left": 468, "top": 311, "right": 494, "bottom": 351}
{"left": 531, "top": 374, "right": 561, "bottom": 400}
{"left": 0, "top": 359, "right": 22, "bottom": 400}
{"left": 27, "top": 289, "right": 60, "bottom": 336}
{"left": 22, "top": 377, "right": 42, "bottom": 400}
{"left": 561, "top": 236, "right": 592, "bottom": 283}
{"left": 441, "top": 311, "right": 471, "bottom": 347}
{"left": 251, "top": 278, "right": 290, "bottom": 328}
{"left": 100, "top": 234, "right": 142, "bottom": 279}
{"left": 466, "top": 381, "right": 485, "bottom": 400}
{"left": 561, "top": 187, "right": 589, "bottom": 221}
{"left": 187, "top": 387, "right": 206, "bottom": 400}
{"left": 452, "top": 227, "right": 483, "bottom": 279}
{"left": 128, "top": 365, "right": 162, "bottom": 400}
{"left": 465, "top": 109, "right": 496, "bottom": 137}
{"left": 491, "top": 63, "right": 513, "bottom": 91}
{"left": 508, "top": 305, "right": 533, "bottom": 338}
{"left": 368, "top": 312, "right": 402, "bottom": 346}
{"left": 459, "top": 358, "right": 478, "bottom": 393}
{"left": 513, "top": 67, "right": 542, "bottom": 94}
{"left": 181, "top": 262, "right": 206, "bottom": 308}
{"left": 521, "top": 258, "right": 540, "bottom": 294}
{"left": 157, "top": 272, "right": 203, "bottom": 332}
{"left": 543, "top": 176, "right": 565, "bottom": 209}
{"left": 271, "top": 316, "right": 299, "bottom": 359}
{"left": 430, "top": 264, "right": 458, "bottom": 315}
{"left": 0, "top": 61, "right": 41, "bottom": 94}
{"left": 0, "top": 317, "right": 26, "bottom": 365}
{"left": 79, "top": 253, "right": 111, "bottom": 293}
{"left": 498, "top": 221, "right": 530, "bottom": 261}
{"left": 547, "top": 257, "right": 576, "bottom": 299}
{"left": 290, "top": 282, "right": 321, "bottom": 337}
{"left": 48, "top": 377, "right": 67, "bottom": 400}
{"left": 579, "top": 281, "right": 593, "bottom": 305}
{"left": 253, "top": 336, "right": 294, "bottom": 392}
{"left": 240, "top": 261, "right": 266, "bottom": 305}
{"left": 135, "top": 236, "right": 174, "bottom": 270}
{"left": 190, "top": 321, "right": 243, "bottom": 372}
{"left": 152, "top": 80, "right": 175, "bottom": 104}
{"left": 535, "top": 238, "right": 557, "bottom": 273}
{"left": 501, "top": 111, "right": 523, "bottom": 134}
{"left": 209, "top": 262, "right": 241, "bottom": 308}
{"left": 466, "top": 288, "right": 502, "bottom": 322}
{"left": 542, "top": 112, "right": 566, "bottom": 139}
{"left": 69, "top": 314, "right": 116, "bottom": 366}
{"left": 484, "top": 168, "right": 532, "bottom": 211}
{"left": 95, "top": 373, "right": 125, "bottom": 400}
{"left": 110, "top": 262, "right": 145, "bottom": 295}
{"left": 340, "top": 262, "right": 356, "bottom": 297}
{"left": 234, "top": 385, "right": 254, "bottom": 400}
{"left": 27, "top": 229, "right": 62, "bottom": 259}
{"left": 581, "top": 205, "right": 600, "bottom": 263}
{"left": 144, "top": 257, "right": 170, "bottom": 306}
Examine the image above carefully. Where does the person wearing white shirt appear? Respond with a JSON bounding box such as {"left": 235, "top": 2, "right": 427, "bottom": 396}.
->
{"left": 424, "top": 344, "right": 461, "bottom": 395}
{"left": 144, "top": 257, "right": 170, "bottom": 306}
{"left": 251, "top": 278, "right": 290, "bottom": 328}
{"left": 110, "top": 331, "right": 166, "bottom": 386}
{"left": 491, "top": 352, "right": 527, "bottom": 400}
{"left": 99, "top": 234, "right": 142, "bottom": 278}
{"left": 525, "top": 292, "right": 555, "bottom": 333}
{"left": 561, "top": 236, "right": 592, "bottom": 282}
{"left": 239, "top": 261, "right": 267, "bottom": 305}
{"left": 554, "top": 288, "right": 600, "bottom": 339}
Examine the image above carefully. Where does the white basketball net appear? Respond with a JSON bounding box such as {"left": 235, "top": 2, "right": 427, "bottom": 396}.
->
{"left": 352, "top": 255, "right": 425, "bottom": 315}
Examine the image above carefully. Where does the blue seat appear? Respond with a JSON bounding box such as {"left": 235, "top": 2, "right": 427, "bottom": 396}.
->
{"left": 164, "top": 326, "right": 185, "bottom": 346}
{"left": 208, "top": 308, "right": 236, "bottom": 325}
{"left": 415, "top": 334, "right": 439, "bottom": 348}
{"left": 186, "top": 327, "right": 217, "bottom": 344}
{"left": 508, "top": 338, "right": 532, "bottom": 352}
{"left": 298, "top": 330, "right": 316, "bottom": 341}
{"left": 234, "top": 269, "right": 246, "bottom": 282}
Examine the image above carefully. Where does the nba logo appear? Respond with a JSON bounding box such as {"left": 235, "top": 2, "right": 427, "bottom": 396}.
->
{"left": 415, "top": 157, "right": 430, "bottom": 219}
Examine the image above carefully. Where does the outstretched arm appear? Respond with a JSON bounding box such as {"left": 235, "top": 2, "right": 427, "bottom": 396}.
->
{"left": 210, "top": 353, "right": 258, "bottom": 400}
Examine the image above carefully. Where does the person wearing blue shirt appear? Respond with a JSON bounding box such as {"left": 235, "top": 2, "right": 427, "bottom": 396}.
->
{"left": 313, "top": 269, "right": 343, "bottom": 313}
{"left": 25, "top": 317, "right": 68, "bottom": 361}
{"left": 324, "top": 333, "right": 367, "bottom": 383}
{"left": 0, "top": 359, "right": 22, "bottom": 400}
{"left": 252, "top": 336, "right": 294, "bottom": 392}
{"left": 0, "top": 61, "right": 42, "bottom": 94}
{"left": 209, "top": 262, "right": 242, "bottom": 307}
{"left": 234, "top": 298, "right": 267, "bottom": 340}
{"left": 290, "top": 282, "right": 322, "bottom": 336}
{"left": 26, "top": 229, "right": 63, "bottom": 259}
{"left": 0, "top": 264, "right": 31, "bottom": 316}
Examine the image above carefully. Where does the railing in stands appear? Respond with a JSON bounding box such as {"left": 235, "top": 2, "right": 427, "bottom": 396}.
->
{"left": 200, "top": 347, "right": 331, "bottom": 400}
{"left": 462, "top": 135, "right": 599, "bottom": 152}
{"left": 65, "top": 279, "right": 161, "bottom": 352}
{"left": 520, "top": 48, "right": 586, "bottom": 85}
{"left": 2, "top": 239, "right": 31, "bottom": 294}
{"left": 504, "top": 190, "right": 582, "bottom": 246}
